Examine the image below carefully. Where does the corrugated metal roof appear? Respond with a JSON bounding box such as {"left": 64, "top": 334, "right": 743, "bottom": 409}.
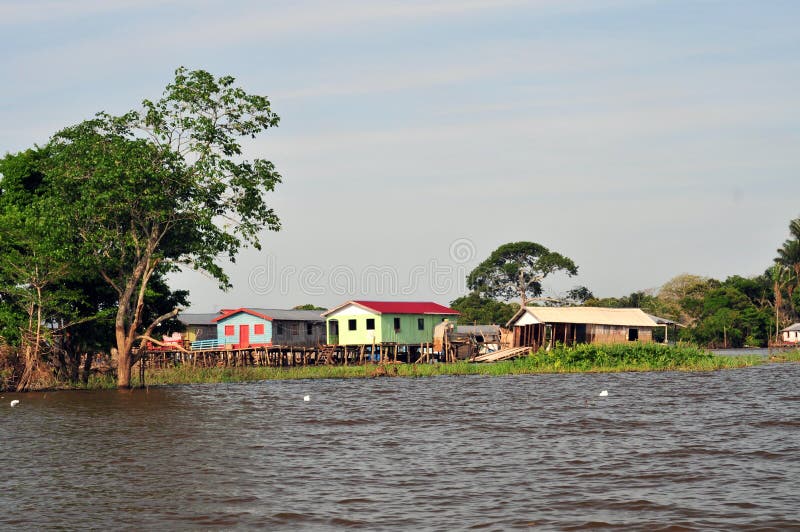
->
{"left": 354, "top": 300, "right": 460, "bottom": 315}
{"left": 782, "top": 323, "right": 800, "bottom": 332}
{"left": 247, "top": 308, "right": 325, "bottom": 321}
{"left": 456, "top": 325, "right": 501, "bottom": 335}
{"left": 177, "top": 313, "right": 220, "bottom": 325}
{"left": 323, "top": 300, "right": 460, "bottom": 316}
{"left": 646, "top": 313, "right": 685, "bottom": 327}
{"left": 213, "top": 308, "right": 325, "bottom": 322}
{"left": 509, "top": 307, "right": 658, "bottom": 327}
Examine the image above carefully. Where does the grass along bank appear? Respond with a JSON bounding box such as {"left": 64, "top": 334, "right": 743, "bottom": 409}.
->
{"left": 81, "top": 343, "right": 800, "bottom": 389}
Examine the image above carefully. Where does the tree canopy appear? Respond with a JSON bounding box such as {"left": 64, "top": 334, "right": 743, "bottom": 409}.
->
{"left": 467, "top": 241, "right": 578, "bottom": 305}
{"left": 0, "top": 67, "right": 282, "bottom": 388}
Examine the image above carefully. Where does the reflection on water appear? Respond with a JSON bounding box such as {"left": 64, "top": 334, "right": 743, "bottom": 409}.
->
{"left": 2, "top": 363, "right": 800, "bottom": 529}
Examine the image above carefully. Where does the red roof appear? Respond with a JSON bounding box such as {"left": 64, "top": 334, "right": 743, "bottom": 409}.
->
{"left": 351, "top": 301, "right": 460, "bottom": 315}
{"left": 212, "top": 308, "right": 273, "bottom": 322}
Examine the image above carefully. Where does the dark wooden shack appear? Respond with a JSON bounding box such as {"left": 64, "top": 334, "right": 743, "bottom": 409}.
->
{"left": 251, "top": 308, "right": 326, "bottom": 347}
{"left": 177, "top": 313, "right": 219, "bottom": 344}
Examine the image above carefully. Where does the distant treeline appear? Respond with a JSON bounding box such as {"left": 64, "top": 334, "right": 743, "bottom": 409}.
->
{"left": 451, "top": 218, "right": 800, "bottom": 349}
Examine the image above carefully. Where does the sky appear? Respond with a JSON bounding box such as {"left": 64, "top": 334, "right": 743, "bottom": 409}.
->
{"left": 1, "top": 0, "right": 798, "bottom": 312}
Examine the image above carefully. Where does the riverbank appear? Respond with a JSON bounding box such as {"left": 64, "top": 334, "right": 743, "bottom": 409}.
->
{"left": 78, "top": 343, "right": 800, "bottom": 390}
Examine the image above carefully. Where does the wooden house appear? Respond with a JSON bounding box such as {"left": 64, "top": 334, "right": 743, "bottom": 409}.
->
{"left": 782, "top": 323, "right": 800, "bottom": 344}
{"left": 506, "top": 307, "right": 660, "bottom": 349}
{"left": 258, "top": 308, "right": 326, "bottom": 347}
{"left": 177, "top": 313, "right": 219, "bottom": 343}
{"left": 197, "top": 308, "right": 325, "bottom": 349}
{"left": 322, "top": 300, "right": 460, "bottom": 346}
{"left": 213, "top": 308, "right": 274, "bottom": 349}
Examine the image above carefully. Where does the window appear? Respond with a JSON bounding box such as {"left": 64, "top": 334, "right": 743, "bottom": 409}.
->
{"left": 366, "top": 318, "right": 375, "bottom": 330}
{"left": 348, "top": 319, "right": 357, "bottom": 331}
{"left": 254, "top": 323, "right": 265, "bottom": 335}
{"left": 290, "top": 323, "right": 299, "bottom": 336}
{"left": 628, "top": 328, "right": 639, "bottom": 341}
{"left": 307, "top": 323, "right": 313, "bottom": 335}
{"left": 224, "top": 325, "right": 234, "bottom": 336}
{"left": 417, "top": 318, "right": 425, "bottom": 330}
{"left": 276, "top": 323, "right": 284, "bottom": 335}
{"left": 394, "top": 317, "right": 401, "bottom": 331}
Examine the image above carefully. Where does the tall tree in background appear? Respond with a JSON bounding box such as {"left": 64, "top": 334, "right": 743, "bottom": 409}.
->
{"left": 9, "top": 68, "right": 282, "bottom": 388}
{"left": 776, "top": 217, "right": 800, "bottom": 305}
{"left": 467, "top": 242, "right": 578, "bottom": 306}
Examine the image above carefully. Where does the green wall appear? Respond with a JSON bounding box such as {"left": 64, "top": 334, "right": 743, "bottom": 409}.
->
{"left": 326, "top": 313, "right": 450, "bottom": 345}
{"left": 327, "top": 312, "right": 382, "bottom": 345}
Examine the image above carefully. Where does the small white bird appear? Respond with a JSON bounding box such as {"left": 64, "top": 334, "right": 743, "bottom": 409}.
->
{"left": 598, "top": 390, "right": 608, "bottom": 397}
{"left": 303, "top": 395, "right": 310, "bottom": 402}
{"left": 10, "top": 399, "right": 20, "bottom": 407}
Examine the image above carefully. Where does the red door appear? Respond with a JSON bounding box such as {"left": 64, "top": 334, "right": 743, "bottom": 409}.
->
{"left": 239, "top": 324, "right": 250, "bottom": 348}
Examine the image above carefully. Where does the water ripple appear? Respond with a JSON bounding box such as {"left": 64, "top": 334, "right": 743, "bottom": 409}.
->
{"left": 1, "top": 365, "right": 799, "bottom": 528}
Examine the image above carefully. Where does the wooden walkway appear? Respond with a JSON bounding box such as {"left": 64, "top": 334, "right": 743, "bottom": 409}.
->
{"left": 138, "top": 342, "right": 459, "bottom": 369}
{"left": 470, "top": 346, "right": 531, "bottom": 363}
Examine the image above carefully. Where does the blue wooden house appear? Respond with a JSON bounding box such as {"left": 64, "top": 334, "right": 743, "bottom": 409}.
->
{"left": 213, "top": 308, "right": 274, "bottom": 349}
{"left": 187, "top": 307, "right": 326, "bottom": 349}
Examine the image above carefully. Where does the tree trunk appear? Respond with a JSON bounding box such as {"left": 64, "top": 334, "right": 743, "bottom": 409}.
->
{"left": 116, "top": 320, "right": 133, "bottom": 388}
{"left": 117, "top": 350, "right": 132, "bottom": 388}
{"left": 81, "top": 352, "right": 94, "bottom": 385}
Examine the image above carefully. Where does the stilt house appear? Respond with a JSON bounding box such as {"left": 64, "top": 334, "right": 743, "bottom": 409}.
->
{"left": 322, "top": 300, "right": 460, "bottom": 346}
{"left": 506, "top": 307, "right": 660, "bottom": 349}
{"left": 189, "top": 308, "right": 325, "bottom": 349}
{"left": 177, "top": 313, "right": 219, "bottom": 344}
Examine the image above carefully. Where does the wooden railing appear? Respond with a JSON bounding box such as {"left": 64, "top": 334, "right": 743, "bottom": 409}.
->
{"left": 190, "top": 338, "right": 224, "bottom": 350}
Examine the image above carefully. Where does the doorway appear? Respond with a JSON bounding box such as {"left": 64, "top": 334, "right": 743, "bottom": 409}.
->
{"left": 239, "top": 324, "right": 250, "bottom": 348}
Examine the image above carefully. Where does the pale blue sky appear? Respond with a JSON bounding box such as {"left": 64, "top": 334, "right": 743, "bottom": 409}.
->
{"left": 2, "top": 0, "right": 798, "bottom": 311}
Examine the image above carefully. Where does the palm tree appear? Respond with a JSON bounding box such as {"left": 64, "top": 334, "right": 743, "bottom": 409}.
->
{"left": 776, "top": 218, "right": 800, "bottom": 296}
{"left": 772, "top": 264, "right": 791, "bottom": 342}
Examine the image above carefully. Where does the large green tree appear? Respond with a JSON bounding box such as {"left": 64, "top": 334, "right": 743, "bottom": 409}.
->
{"left": 681, "top": 284, "right": 771, "bottom": 347}
{"left": 0, "top": 148, "right": 190, "bottom": 389}
{"left": 467, "top": 241, "right": 578, "bottom": 306}
{"left": 5, "top": 67, "right": 281, "bottom": 388}
{"left": 0, "top": 148, "right": 78, "bottom": 390}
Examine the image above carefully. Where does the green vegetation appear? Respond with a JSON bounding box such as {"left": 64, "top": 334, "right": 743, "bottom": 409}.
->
{"left": 466, "top": 241, "right": 578, "bottom": 306}
{"left": 0, "top": 67, "right": 281, "bottom": 389}
{"left": 450, "top": 292, "right": 520, "bottom": 325}
{"left": 293, "top": 304, "right": 328, "bottom": 311}
{"left": 68, "top": 344, "right": 799, "bottom": 390}
{"left": 458, "top": 220, "right": 800, "bottom": 348}
{"left": 585, "top": 272, "right": 781, "bottom": 348}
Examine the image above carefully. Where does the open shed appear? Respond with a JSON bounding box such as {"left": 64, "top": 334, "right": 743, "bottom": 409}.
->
{"left": 506, "top": 307, "right": 660, "bottom": 349}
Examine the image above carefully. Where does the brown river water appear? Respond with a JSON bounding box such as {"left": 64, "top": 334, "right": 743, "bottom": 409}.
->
{"left": 2, "top": 363, "right": 800, "bottom": 530}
